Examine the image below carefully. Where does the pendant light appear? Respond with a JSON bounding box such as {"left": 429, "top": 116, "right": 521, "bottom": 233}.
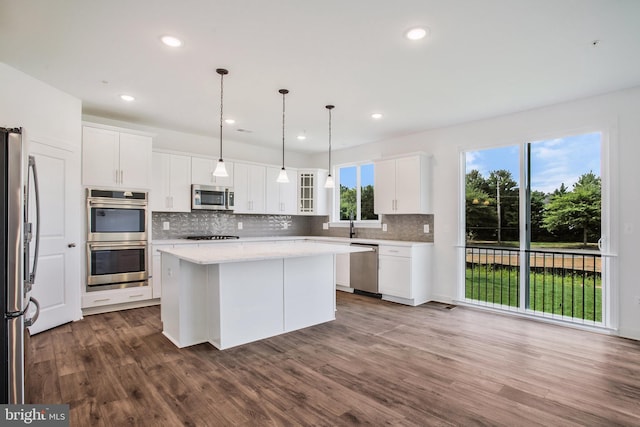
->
{"left": 276, "top": 88, "right": 290, "bottom": 183}
{"left": 324, "top": 105, "right": 335, "bottom": 188}
{"left": 213, "top": 68, "right": 229, "bottom": 177}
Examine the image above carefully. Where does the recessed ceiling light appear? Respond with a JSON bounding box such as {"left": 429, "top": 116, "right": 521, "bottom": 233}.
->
{"left": 161, "top": 35, "right": 183, "bottom": 48}
{"left": 371, "top": 113, "right": 383, "bottom": 120}
{"left": 297, "top": 134, "right": 307, "bottom": 141}
{"left": 120, "top": 94, "right": 135, "bottom": 102}
{"left": 225, "top": 118, "right": 235, "bottom": 125}
{"left": 405, "top": 27, "right": 428, "bottom": 41}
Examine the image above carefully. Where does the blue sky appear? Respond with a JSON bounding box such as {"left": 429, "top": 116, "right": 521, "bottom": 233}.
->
{"left": 339, "top": 164, "right": 375, "bottom": 188}
{"left": 465, "top": 132, "right": 601, "bottom": 193}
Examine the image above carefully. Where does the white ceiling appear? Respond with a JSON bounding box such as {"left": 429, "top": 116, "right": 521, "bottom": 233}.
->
{"left": 2, "top": 0, "right": 640, "bottom": 153}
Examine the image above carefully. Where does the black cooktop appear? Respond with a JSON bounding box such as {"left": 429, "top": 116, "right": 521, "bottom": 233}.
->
{"left": 185, "top": 235, "right": 240, "bottom": 241}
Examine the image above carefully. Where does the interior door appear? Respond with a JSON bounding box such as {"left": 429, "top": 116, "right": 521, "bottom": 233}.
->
{"left": 27, "top": 139, "right": 81, "bottom": 334}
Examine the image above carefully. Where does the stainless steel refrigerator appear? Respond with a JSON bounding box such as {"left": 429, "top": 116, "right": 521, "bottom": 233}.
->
{"left": 1, "top": 127, "right": 40, "bottom": 404}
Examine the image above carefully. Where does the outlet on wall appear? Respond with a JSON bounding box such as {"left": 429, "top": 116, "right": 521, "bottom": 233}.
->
{"left": 237, "top": 222, "right": 243, "bottom": 230}
{"left": 382, "top": 223, "right": 387, "bottom": 232}
{"left": 283, "top": 222, "right": 288, "bottom": 230}
{"left": 322, "top": 223, "right": 329, "bottom": 230}
{"left": 424, "top": 224, "right": 430, "bottom": 233}
{"left": 163, "top": 221, "right": 170, "bottom": 230}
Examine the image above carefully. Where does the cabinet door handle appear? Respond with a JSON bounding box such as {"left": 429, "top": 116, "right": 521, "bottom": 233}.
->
{"left": 120, "top": 170, "right": 124, "bottom": 184}
{"left": 129, "top": 294, "right": 144, "bottom": 298}
{"left": 115, "top": 169, "right": 119, "bottom": 184}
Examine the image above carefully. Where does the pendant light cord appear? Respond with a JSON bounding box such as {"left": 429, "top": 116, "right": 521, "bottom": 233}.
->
{"left": 219, "top": 71, "right": 224, "bottom": 160}
{"left": 326, "top": 105, "right": 335, "bottom": 174}
{"left": 279, "top": 89, "right": 289, "bottom": 169}
{"left": 328, "top": 107, "right": 332, "bottom": 172}
{"left": 216, "top": 68, "right": 228, "bottom": 161}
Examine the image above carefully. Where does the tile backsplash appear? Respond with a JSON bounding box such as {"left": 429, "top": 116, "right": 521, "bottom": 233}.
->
{"left": 152, "top": 211, "right": 313, "bottom": 239}
{"left": 309, "top": 214, "right": 434, "bottom": 242}
{"left": 153, "top": 211, "right": 434, "bottom": 242}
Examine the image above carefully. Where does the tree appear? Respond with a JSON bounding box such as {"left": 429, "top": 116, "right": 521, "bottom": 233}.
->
{"left": 530, "top": 190, "right": 549, "bottom": 241}
{"left": 543, "top": 172, "right": 601, "bottom": 245}
{"left": 361, "top": 185, "right": 377, "bottom": 220}
{"left": 339, "top": 185, "right": 356, "bottom": 220}
{"left": 465, "top": 170, "right": 496, "bottom": 241}
{"left": 488, "top": 170, "right": 519, "bottom": 242}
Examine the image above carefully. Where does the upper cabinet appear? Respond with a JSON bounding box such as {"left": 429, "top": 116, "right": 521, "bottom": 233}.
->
{"left": 265, "top": 167, "right": 298, "bottom": 215}
{"left": 298, "top": 169, "right": 329, "bottom": 215}
{"left": 374, "top": 154, "right": 431, "bottom": 214}
{"left": 234, "top": 162, "right": 266, "bottom": 214}
{"left": 82, "top": 125, "right": 152, "bottom": 190}
{"left": 151, "top": 152, "right": 192, "bottom": 212}
{"left": 191, "top": 156, "right": 234, "bottom": 187}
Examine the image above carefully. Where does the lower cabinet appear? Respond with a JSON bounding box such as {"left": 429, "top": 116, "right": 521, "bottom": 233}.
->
{"left": 81, "top": 286, "right": 153, "bottom": 310}
{"left": 378, "top": 244, "right": 431, "bottom": 306}
{"left": 335, "top": 253, "right": 350, "bottom": 288}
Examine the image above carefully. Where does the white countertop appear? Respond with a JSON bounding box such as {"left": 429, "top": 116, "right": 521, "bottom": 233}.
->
{"left": 159, "top": 241, "right": 373, "bottom": 265}
{"left": 152, "top": 235, "right": 432, "bottom": 247}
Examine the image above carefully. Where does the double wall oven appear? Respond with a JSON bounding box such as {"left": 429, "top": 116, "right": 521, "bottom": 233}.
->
{"left": 86, "top": 189, "right": 148, "bottom": 291}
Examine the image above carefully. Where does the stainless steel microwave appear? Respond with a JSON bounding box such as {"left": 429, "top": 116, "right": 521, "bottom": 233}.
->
{"left": 192, "top": 185, "right": 234, "bottom": 211}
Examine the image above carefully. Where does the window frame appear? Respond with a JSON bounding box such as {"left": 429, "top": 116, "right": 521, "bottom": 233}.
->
{"left": 458, "top": 125, "right": 616, "bottom": 329}
{"left": 330, "top": 161, "right": 381, "bottom": 226}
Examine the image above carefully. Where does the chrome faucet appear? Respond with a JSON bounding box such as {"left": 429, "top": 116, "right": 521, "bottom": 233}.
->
{"left": 349, "top": 213, "right": 356, "bottom": 238}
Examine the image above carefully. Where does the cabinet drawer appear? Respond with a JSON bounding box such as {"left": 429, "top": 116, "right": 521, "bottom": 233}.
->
{"left": 379, "top": 246, "right": 412, "bottom": 257}
{"left": 82, "top": 286, "right": 152, "bottom": 308}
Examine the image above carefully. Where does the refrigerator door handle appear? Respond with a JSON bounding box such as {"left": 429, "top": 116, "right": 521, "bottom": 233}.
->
{"left": 25, "top": 155, "right": 40, "bottom": 291}
{"left": 24, "top": 296, "right": 40, "bottom": 327}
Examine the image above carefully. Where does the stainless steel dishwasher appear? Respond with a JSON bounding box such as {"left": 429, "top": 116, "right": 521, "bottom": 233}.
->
{"left": 350, "top": 243, "right": 379, "bottom": 295}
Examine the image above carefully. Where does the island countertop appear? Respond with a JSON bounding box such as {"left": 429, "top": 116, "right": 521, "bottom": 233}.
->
{"left": 158, "top": 241, "right": 372, "bottom": 265}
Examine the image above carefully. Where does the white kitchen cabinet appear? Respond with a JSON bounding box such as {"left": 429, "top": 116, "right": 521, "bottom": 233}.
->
{"left": 151, "top": 152, "right": 192, "bottom": 212}
{"left": 298, "top": 169, "right": 330, "bottom": 215}
{"left": 378, "top": 244, "right": 431, "bottom": 306}
{"left": 82, "top": 125, "right": 152, "bottom": 189}
{"left": 374, "top": 154, "right": 431, "bottom": 214}
{"left": 81, "top": 286, "right": 153, "bottom": 310}
{"left": 234, "top": 162, "right": 266, "bottom": 213}
{"left": 191, "top": 156, "right": 234, "bottom": 187}
{"left": 335, "top": 253, "right": 350, "bottom": 288}
{"left": 266, "top": 166, "right": 298, "bottom": 215}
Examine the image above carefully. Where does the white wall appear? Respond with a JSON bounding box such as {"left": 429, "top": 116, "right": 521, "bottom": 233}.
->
{"left": 0, "top": 62, "right": 83, "bottom": 325}
{"left": 312, "top": 86, "right": 640, "bottom": 341}
{"left": 82, "top": 114, "right": 312, "bottom": 168}
{"left": 1, "top": 63, "right": 81, "bottom": 148}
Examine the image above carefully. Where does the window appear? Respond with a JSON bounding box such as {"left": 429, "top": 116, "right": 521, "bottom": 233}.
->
{"left": 336, "top": 163, "right": 378, "bottom": 221}
{"left": 462, "top": 132, "right": 606, "bottom": 325}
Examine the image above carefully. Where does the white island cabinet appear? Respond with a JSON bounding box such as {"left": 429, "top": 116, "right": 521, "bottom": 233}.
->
{"left": 159, "top": 242, "right": 371, "bottom": 350}
{"left": 378, "top": 243, "right": 431, "bottom": 306}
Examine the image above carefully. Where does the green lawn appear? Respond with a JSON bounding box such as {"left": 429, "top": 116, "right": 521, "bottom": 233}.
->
{"left": 465, "top": 265, "right": 602, "bottom": 322}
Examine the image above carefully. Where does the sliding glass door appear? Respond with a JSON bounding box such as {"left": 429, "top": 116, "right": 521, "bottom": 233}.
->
{"left": 463, "top": 132, "right": 605, "bottom": 325}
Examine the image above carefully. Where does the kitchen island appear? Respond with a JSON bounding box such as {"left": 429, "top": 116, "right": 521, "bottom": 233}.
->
{"left": 159, "top": 241, "right": 371, "bottom": 350}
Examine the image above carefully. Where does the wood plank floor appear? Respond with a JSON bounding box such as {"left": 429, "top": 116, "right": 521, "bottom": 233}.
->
{"left": 27, "top": 292, "right": 640, "bottom": 426}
